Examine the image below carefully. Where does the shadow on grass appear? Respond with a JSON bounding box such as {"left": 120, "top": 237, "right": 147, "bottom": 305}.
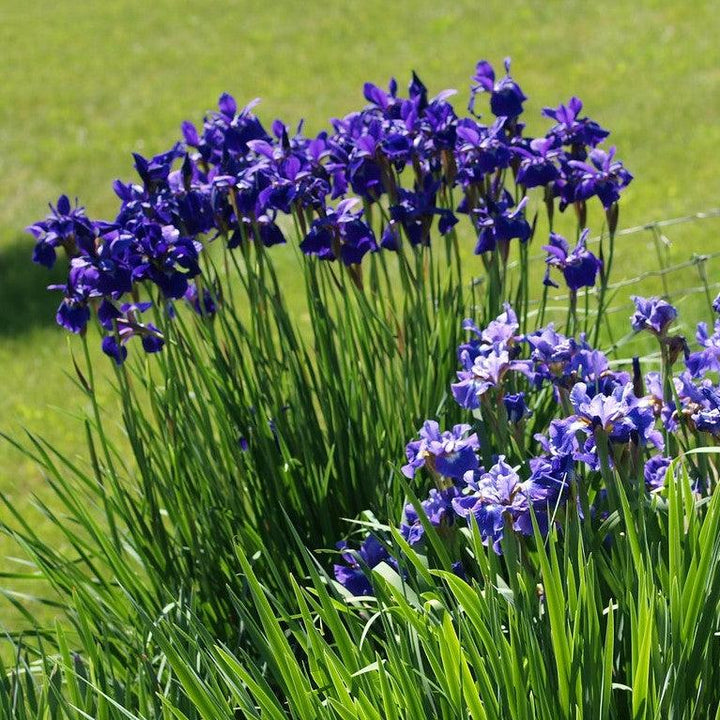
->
{"left": 0, "top": 234, "right": 66, "bottom": 337}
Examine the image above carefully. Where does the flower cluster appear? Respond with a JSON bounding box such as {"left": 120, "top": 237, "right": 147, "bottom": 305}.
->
{"left": 334, "top": 295, "right": 720, "bottom": 595}
{"left": 30, "top": 59, "right": 631, "bottom": 362}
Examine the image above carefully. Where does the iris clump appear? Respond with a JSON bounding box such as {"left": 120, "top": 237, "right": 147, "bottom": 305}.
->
{"left": 28, "top": 56, "right": 632, "bottom": 362}
{"left": 335, "top": 292, "right": 720, "bottom": 594}
{"left": 18, "top": 57, "right": 720, "bottom": 720}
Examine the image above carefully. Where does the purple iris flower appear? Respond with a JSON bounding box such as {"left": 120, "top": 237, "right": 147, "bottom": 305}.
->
{"left": 631, "top": 296, "right": 677, "bottom": 336}
{"left": 542, "top": 97, "right": 609, "bottom": 156}
{"left": 401, "top": 420, "right": 479, "bottom": 479}
{"left": 542, "top": 229, "right": 602, "bottom": 291}
{"left": 514, "top": 137, "right": 561, "bottom": 188}
{"left": 401, "top": 486, "right": 460, "bottom": 546}
{"left": 472, "top": 193, "right": 531, "bottom": 254}
{"left": 686, "top": 320, "right": 720, "bottom": 377}
{"left": 452, "top": 458, "right": 531, "bottom": 552}
{"left": 504, "top": 392, "right": 531, "bottom": 423}
{"left": 452, "top": 349, "right": 532, "bottom": 410}
{"left": 333, "top": 535, "right": 391, "bottom": 597}
{"left": 469, "top": 58, "right": 527, "bottom": 119}
{"left": 26, "top": 195, "right": 97, "bottom": 268}
{"left": 644, "top": 455, "right": 671, "bottom": 492}
{"left": 300, "top": 198, "right": 377, "bottom": 265}
{"left": 567, "top": 147, "right": 633, "bottom": 208}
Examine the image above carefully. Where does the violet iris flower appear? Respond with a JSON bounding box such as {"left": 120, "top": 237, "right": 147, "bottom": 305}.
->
{"left": 542, "top": 229, "right": 602, "bottom": 290}
{"left": 300, "top": 198, "right": 377, "bottom": 265}
{"left": 542, "top": 97, "right": 609, "bottom": 156}
{"left": 333, "top": 535, "right": 391, "bottom": 596}
{"left": 401, "top": 420, "right": 479, "bottom": 479}
{"left": 401, "top": 486, "right": 460, "bottom": 546}
{"left": 630, "top": 296, "right": 677, "bottom": 336}
{"left": 567, "top": 147, "right": 633, "bottom": 208}
{"left": 27, "top": 195, "right": 97, "bottom": 268}
{"left": 469, "top": 58, "right": 527, "bottom": 119}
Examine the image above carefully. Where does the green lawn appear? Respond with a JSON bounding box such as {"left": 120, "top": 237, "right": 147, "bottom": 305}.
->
{"left": 1, "top": 0, "right": 719, "bottom": 627}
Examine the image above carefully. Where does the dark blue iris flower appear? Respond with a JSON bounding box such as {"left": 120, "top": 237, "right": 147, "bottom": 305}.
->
{"left": 129, "top": 223, "right": 202, "bottom": 299}
{"left": 567, "top": 147, "right": 633, "bottom": 208}
{"left": 300, "top": 199, "right": 376, "bottom": 265}
{"left": 333, "top": 535, "right": 393, "bottom": 597}
{"left": 542, "top": 229, "right": 602, "bottom": 291}
{"left": 470, "top": 58, "right": 527, "bottom": 119}
{"left": 455, "top": 117, "right": 512, "bottom": 184}
{"left": 472, "top": 193, "right": 531, "bottom": 254}
{"left": 514, "top": 137, "right": 561, "bottom": 188}
{"left": 388, "top": 177, "right": 458, "bottom": 247}
{"left": 542, "top": 97, "right": 609, "bottom": 157}
{"left": 26, "top": 195, "right": 98, "bottom": 268}
{"left": 504, "top": 392, "right": 531, "bottom": 423}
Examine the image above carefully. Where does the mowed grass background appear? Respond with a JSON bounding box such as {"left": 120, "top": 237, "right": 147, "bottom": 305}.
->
{"left": 1, "top": 0, "right": 719, "bottom": 627}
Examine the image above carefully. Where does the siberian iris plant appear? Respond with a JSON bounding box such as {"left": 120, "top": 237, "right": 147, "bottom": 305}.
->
{"left": 337, "top": 287, "right": 720, "bottom": 595}
{"left": 28, "top": 56, "right": 631, "bottom": 363}
{"left": 12, "top": 56, "right": 720, "bottom": 720}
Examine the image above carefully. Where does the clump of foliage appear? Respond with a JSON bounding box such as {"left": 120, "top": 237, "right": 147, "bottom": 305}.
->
{"left": 3, "top": 58, "right": 719, "bottom": 719}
